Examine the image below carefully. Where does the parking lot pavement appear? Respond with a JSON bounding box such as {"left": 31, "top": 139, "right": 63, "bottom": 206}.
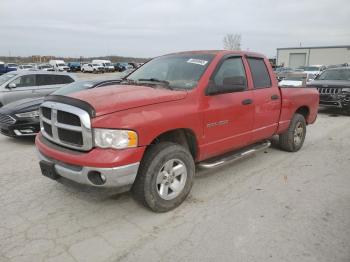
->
{"left": 0, "top": 111, "right": 349, "bottom": 262}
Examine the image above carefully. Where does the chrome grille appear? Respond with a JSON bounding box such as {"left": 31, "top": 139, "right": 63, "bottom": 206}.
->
{"left": 0, "top": 113, "right": 16, "bottom": 125}
{"left": 39, "top": 101, "right": 92, "bottom": 151}
{"left": 316, "top": 87, "right": 340, "bottom": 95}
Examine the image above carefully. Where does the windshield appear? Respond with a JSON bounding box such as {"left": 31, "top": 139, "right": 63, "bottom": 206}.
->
{"left": 105, "top": 63, "right": 111, "bottom": 66}
{"left": 53, "top": 81, "right": 95, "bottom": 96}
{"left": 0, "top": 73, "right": 17, "bottom": 85}
{"left": 318, "top": 69, "right": 350, "bottom": 81}
{"left": 58, "top": 63, "right": 66, "bottom": 67}
{"left": 7, "top": 64, "right": 17, "bottom": 67}
{"left": 304, "top": 66, "right": 320, "bottom": 71}
{"left": 40, "top": 65, "right": 51, "bottom": 69}
{"left": 127, "top": 54, "right": 215, "bottom": 89}
{"left": 92, "top": 64, "right": 100, "bottom": 66}
{"left": 23, "top": 65, "right": 33, "bottom": 69}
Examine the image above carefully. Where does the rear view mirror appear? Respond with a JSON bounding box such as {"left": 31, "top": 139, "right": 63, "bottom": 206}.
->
{"left": 8, "top": 83, "right": 16, "bottom": 89}
{"left": 206, "top": 76, "right": 246, "bottom": 96}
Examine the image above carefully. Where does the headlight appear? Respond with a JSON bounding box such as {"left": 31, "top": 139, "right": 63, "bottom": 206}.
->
{"left": 342, "top": 88, "right": 350, "bottom": 93}
{"left": 15, "top": 110, "right": 39, "bottom": 118}
{"left": 94, "top": 129, "right": 138, "bottom": 149}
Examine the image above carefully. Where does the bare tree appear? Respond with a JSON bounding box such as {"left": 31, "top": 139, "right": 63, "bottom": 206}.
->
{"left": 223, "top": 34, "right": 241, "bottom": 50}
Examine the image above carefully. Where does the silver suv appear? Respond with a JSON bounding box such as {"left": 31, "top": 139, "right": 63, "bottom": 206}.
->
{"left": 0, "top": 71, "right": 76, "bottom": 107}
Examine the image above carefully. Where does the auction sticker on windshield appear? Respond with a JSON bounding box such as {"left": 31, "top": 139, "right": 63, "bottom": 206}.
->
{"left": 187, "top": 59, "right": 208, "bottom": 66}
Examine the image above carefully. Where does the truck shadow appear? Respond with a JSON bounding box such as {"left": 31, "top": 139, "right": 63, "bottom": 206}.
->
{"left": 56, "top": 176, "right": 132, "bottom": 201}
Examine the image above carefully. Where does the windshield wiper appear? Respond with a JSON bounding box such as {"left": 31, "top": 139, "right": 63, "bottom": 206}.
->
{"left": 120, "top": 78, "right": 137, "bottom": 84}
{"left": 137, "top": 78, "right": 172, "bottom": 89}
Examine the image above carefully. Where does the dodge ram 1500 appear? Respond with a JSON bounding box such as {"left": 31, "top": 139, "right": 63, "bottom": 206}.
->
{"left": 35, "top": 50, "right": 319, "bottom": 212}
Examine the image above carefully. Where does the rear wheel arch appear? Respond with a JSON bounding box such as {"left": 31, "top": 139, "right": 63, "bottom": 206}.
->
{"left": 295, "top": 106, "right": 310, "bottom": 123}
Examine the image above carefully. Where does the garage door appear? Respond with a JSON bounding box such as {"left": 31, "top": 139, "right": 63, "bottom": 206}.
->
{"left": 289, "top": 53, "right": 306, "bottom": 68}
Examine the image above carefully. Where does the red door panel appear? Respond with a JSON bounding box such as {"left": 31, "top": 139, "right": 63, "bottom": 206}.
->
{"left": 201, "top": 90, "right": 254, "bottom": 159}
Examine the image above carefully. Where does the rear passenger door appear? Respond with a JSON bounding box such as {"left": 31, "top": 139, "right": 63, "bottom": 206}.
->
{"left": 247, "top": 57, "right": 281, "bottom": 142}
{"left": 35, "top": 74, "right": 74, "bottom": 97}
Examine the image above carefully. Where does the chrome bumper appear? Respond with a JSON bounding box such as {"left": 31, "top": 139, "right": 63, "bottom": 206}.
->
{"left": 37, "top": 150, "right": 139, "bottom": 188}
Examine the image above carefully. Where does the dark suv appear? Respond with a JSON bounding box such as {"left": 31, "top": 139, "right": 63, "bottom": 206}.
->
{"left": 67, "top": 62, "right": 81, "bottom": 72}
{"left": 308, "top": 67, "right": 350, "bottom": 113}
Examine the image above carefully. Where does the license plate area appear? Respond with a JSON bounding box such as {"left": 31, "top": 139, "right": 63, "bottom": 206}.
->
{"left": 39, "top": 160, "right": 59, "bottom": 180}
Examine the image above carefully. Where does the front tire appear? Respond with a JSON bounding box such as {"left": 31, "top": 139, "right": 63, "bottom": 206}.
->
{"left": 279, "top": 113, "right": 306, "bottom": 152}
{"left": 132, "top": 142, "right": 195, "bottom": 212}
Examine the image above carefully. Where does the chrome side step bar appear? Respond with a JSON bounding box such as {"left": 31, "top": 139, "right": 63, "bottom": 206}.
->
{"left": 198, "top": 140, "right": 271, "bottom": 169}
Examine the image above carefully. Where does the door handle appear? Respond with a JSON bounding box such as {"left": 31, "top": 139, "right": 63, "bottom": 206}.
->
{"left": 271, "top": 94, "right": 279, "bottom": 100}
{"left": 242, "top": 99, "right": 253, "bottom": 105}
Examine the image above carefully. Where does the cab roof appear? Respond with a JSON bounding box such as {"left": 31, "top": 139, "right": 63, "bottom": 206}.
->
{"left": 167, "top": 50, "right": 266, "bottom": 58}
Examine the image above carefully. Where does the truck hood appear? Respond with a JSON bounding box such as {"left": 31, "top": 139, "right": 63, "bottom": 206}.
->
{"left": 69, "top": 85, "right": 188, "bottom": 117}
{"left": 308, "top": 80, "right": 350, "bottom": 88}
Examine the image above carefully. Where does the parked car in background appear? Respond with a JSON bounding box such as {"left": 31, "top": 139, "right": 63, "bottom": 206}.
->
{"left": 7, "top": 63, "right": 18, "bottom": 70}
{"left": 128, "top": 62, "right": 139, "bottom": 69}
{"left": 35, "top": 50, "right": 319, "bottom": 212}
{"left": 0, "top": 78, "right": 121, "bottom": 137}
{"left": 0, "top": 71, "right": 75, "bottom": 107}
{"left": 92, "top": 60, "right": 115, "bottom": 72}
{"left": 36, "top": 64, "right": 54, "bottom": 71}
{"left": 81, "top": 63, "right": 104, "bottom": 73}
{"left": 0, "top": 62, "right": 17, "bottom": 75}
{"left": 303, "top": 65, "right": 326, "bottom": 76}
{"left": 67, "top": 62, "right": 81, "bottom": 72}
{"left": 279, "top": 73, "right": 315, "bottom": 87}
{"left": 18, "top": 64, "right": 35, "bottom": 71}
{"left": 326, "top": 63, "right": 349, "bottom": 69}
{"left": 49, "top": 60, "right": 69, "bottom": 72}
{"left": 113, "top": 62, "right": 132, "bottom": 72}
{"left": 308, "top": 67, "right": 350, "bottom": 113}
{"left": 112, "top": 63, "right": 122, "bottom": 71}
{"left": 274, "top": 67, "right": 294, "bottom": 81}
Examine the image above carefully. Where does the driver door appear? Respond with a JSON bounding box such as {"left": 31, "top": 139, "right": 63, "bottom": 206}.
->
{"left": 202, "top": 56, "right": 255, "bottom": 159}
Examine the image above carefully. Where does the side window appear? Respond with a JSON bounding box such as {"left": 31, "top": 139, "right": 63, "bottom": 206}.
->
{"left": 37, "top": 74, "right": 53, "bottom": 86}
{"left": 213, "top": 57, "right": 247, "bottom": 88}
{"left": 247, "top": 58, "right": 271, "bottom": 89}
{"left": 55, "top": 75, "right": 74, "bottom": 84}
{"left": 37, "top": 75, "right": 74, "bottom": 85}
{"left": 11, "top": 75, "right": 36, "bottom": 87}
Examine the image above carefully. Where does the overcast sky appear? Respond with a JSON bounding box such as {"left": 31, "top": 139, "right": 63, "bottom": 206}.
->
{"left": 0, "top": 0, "right": 349, "bottom": 58}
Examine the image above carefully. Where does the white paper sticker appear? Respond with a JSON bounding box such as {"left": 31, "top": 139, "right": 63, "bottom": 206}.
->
{"left": 187, "top": 59, "right": 208, "bottom": 66}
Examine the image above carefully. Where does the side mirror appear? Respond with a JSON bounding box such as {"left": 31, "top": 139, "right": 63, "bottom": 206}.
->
{"left": 206, "top": 77, "right": 246, "bottom": 96}
{"left": 8, "top": 83, "right": 16, "bottom": 89}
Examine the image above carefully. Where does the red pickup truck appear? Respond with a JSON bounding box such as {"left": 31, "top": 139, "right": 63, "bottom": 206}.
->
{"left": 36, "top": 50, "right": 319, "bottom": 212}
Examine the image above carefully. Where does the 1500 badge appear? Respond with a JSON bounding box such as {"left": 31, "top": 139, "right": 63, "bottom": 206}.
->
{"left": 207, "top": 120, "right": 229, "bottom": 128}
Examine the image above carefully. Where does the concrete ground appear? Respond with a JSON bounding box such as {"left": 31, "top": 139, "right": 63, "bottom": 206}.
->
{"left": 0, "top": 110, "right": 349, "bottom": 262}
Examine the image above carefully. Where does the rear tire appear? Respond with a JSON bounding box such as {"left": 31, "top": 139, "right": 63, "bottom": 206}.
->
{"left": 279, "top": 113, "right": 306, "bottom": 152}
{"left": 132, "top": 142, "right": 195, "bottom": 212}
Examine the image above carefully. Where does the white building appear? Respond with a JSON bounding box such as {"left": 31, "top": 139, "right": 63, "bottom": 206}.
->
{"left": 276, "top": 45, "right": 350, "bottom": 68}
